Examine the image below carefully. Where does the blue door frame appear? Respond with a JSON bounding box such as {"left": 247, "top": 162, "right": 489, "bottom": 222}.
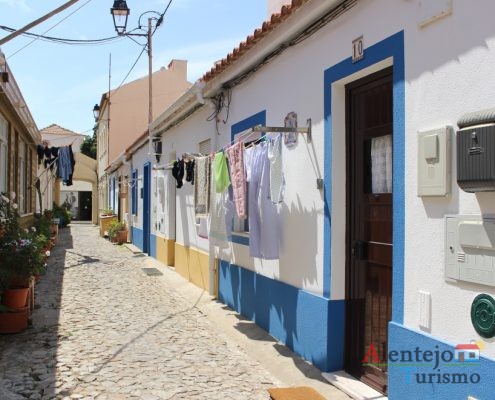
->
{"left": 143, "top": 163, "right": 151, "bottom": 254}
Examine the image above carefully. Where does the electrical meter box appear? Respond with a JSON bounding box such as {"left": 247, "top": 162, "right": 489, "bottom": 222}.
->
{"left": 418, "top": 126, "right": 452, "bottom": 196}
{"left": 457, "top": 123, "right": 495, "bottom": 192}
{"left": 445, "top": 215, "right": 495, "bottom": 287}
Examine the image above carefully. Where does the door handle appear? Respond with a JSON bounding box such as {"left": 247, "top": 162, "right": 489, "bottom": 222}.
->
{"left": 352, "top": 240, "right": 368, "bottom": 260}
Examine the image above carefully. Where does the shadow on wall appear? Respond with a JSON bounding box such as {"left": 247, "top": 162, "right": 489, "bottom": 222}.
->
{"left": 279, "top": 195, "right": 319, "bottom": 289}
{"left": 177, "top": 183, "right": 192, "bottom": 248}
{"left": 217, "top": 259, "right": 341, "bottom": 372}
{"left": 218, "top": 260, "right": 301, "bottom": 349}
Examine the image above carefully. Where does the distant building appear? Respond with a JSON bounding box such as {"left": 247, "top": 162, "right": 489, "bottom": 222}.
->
{"left": 40, "top": 124, "right": 97, "bottom": 222}
{"left": 95, "top": 60, "right": 191, "bottom": 221}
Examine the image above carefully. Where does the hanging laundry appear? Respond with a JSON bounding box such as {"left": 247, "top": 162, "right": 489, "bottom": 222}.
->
{"left": 213, "top": 151, "right": 231, "bottom": 193}
{"left": 194, "top": 156, "right": 210, "bottom": 216}
{"left": 248, "top": 143, "right": 279, "bottom": 260}
{"left": 172, "top": 159, "right": 185, "bottom": 188}
{"left": 56, "top": 146, "right": 75, "bottom": 186}
{"left": 267, "top": 133, "right": 285, "bottom": 204}
{"left": 244, "top": 146, "right": 255, "bottom": 183}
{"left": 185, "top": 159, "right": 195, "bottom": 185}
{"left": 36, "top": 145, "right": 44, "bottom": 164}
{"left": 209, "top": 159, "right": 232, "bottom": 247}
{"left": 226, "top": 141, "right": 247, "bottom": 219}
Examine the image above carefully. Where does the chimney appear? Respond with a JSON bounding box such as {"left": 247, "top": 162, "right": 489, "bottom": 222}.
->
{"left": 167, "top": 59, "right": 187, "bottom": 79}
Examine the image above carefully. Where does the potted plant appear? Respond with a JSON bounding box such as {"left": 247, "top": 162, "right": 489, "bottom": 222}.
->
{"left": 99, "top": 208, "right": 117, "bottom": 237}
{"left": 101, "top": 208, "right": 114, "bottom": 217}
{"left": 108, "top": 221, "right": 128, "bottom": 245}
{"left": 52, "top": 203, "right": 72, "bottom": 228}
{"left": 0, "top": 193, "right": 46, "bottom": 333}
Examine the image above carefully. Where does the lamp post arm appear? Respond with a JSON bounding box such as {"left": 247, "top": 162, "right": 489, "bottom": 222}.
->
{"left": 0, "top": 0, "right": 81, "bottom": 46}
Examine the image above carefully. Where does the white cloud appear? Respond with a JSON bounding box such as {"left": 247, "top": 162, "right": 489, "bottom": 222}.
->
{"left": 0, "top": 0, "right": 33, "bottom": 12}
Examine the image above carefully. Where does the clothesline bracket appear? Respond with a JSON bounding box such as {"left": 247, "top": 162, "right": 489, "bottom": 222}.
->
{"left": 251, "top": 118, "right": 312, "bottom": 143}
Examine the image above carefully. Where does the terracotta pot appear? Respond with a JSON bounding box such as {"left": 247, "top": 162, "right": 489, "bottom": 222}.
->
{"left": 2, "top": 288, "right": 29, "bottom": 309}
{"left": 0, "top": 307, "right": 28, "bottom": 334}
{"left": 8, "top": 275, "right": 31, "bottom": 288}
{"left": 117, "top": 230, "right": 128, "bottom": 245}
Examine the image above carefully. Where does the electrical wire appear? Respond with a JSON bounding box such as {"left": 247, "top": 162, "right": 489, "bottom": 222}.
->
{"left": 110, "top": 0, "right": 174, "bottom": 97}
{"left": 7, "top": 0, "right": 94, "bottom": 60}
{"left": 0, "top": 25, "right": 120, "bottom": 46}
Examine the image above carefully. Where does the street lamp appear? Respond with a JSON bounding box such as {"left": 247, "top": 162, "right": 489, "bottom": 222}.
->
{"left": 110, "top": 1, "right": 163, "bottom": 156}
{"left": 93, "top": 104, "right": 100, "bottom": 121}
{"left": 110, "top": 0, "right": 130, "bottom": 35}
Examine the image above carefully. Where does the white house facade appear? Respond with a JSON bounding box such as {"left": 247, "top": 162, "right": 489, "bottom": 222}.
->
{"left": 126, "top": 0, "right": 495, "bottom": 397}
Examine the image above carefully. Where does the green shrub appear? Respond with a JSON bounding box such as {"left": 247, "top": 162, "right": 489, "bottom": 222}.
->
{"left": 107, "top": 221, "right": 127, "bottom": 240}
{"left": 52, "top": 203, "right": 72, "bottom": 228}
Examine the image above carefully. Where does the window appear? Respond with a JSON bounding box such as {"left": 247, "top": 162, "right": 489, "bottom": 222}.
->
{"left": 132, "top": 169, "right": 137, "bottom": 215}
{"left": 198, "top": 138, "right": 211, "bottom": 155}
{"left": 27, "top": 148, "right": 32, "bottom": 212}
{"left": 0, "top": 114, "right": 8, "bottom": 194}
{"left": 19, "top": 142, "right": 25, "bottom": 214}
{"left": 230, "top": 111, "right": 266, "bottom": 235}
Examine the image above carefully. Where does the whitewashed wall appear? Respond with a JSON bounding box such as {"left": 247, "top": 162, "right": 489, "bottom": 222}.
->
{"left": 158, "top": 107, "right": 217, "bottom": 252}
{"left": 156, "top": 0, "right": 495, "bottom": 356}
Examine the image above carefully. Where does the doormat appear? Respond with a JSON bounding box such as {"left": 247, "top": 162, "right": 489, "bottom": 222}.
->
{"left": 141, "top": 268, "right": 163, "bottom": 276}
{"left": 267, "top": 387, "right": 326, "bottom": 400}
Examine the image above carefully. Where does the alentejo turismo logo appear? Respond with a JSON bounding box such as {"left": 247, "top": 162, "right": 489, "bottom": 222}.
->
{"left": 362, "top": 340, "right": 484, "bottom": 385}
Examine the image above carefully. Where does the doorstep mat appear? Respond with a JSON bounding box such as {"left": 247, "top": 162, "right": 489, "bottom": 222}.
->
{"left": 267, "top": 386, "right": 326, "bottom": 400}
{"left": 141, "top": 268, "right": 163, "bottom": 276}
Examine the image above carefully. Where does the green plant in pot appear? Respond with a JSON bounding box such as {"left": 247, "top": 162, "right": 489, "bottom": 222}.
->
{"left": 101, "top": 208, "right": 114, "bottom": 217}
{"left": 107, "top": 221, "right": 127, "bottom": 245}
{"left": 0, "top": 194, "right": 46, "bottom": 308}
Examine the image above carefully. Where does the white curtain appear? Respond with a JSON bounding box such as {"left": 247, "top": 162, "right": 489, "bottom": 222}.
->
{"left": 371, "top": 135, "right": 393, "bottom": 193}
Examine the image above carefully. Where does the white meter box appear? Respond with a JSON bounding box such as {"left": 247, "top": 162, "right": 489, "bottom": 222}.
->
{"left": 445, "top": 215, "right": 495, "bottom": 286}
{"left": 418, "top": 126, "right": 452, "bottom": 196}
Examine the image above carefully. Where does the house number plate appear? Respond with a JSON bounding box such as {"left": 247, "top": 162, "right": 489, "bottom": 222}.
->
{"left": 352, "top": 35, "right": 364, "bottom": 63}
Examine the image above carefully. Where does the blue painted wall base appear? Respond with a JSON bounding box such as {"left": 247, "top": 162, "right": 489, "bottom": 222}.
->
{"left": 218, "top": 260, "right": 345, "bottom": 372}
{"left": 149, "top": 234, "right": 157, "bottom": 258}
{"left": 389, "top": 322, "right": 495, "bottom": 399}
{"left": 132, "top": 227, "right": 143, "bottom": 251}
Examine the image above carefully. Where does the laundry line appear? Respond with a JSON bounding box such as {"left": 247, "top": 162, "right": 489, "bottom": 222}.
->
{"left": 157, "top": 124, "right": 271, "bottom": 171}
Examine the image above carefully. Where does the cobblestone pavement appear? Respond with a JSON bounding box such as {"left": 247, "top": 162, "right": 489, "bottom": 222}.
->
{"left": 0, "top": 224, "right": 281, "bottom": 400}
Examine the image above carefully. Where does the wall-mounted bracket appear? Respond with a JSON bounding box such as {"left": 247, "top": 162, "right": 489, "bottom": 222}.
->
{"left": 251, "top": 118, "right": 312, "bottom": 143}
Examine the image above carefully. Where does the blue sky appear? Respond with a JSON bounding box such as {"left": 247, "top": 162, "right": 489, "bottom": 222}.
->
{"left": 0, "top": 0, "right": 266, "bottom": 135}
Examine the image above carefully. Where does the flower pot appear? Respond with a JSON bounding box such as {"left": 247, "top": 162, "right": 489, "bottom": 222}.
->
{"left": 0, "top": 307, "right": 28, "bottom": 334}
{"left": 2, "top": 288, "right": 29, "bottom": 309}
{"left": 116, "top": 230, "right": 128, "bottom": 245}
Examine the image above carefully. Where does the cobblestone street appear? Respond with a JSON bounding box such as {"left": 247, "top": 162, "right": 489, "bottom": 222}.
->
{"left": 0, "top": 224, "right": 282, "bottom": 400}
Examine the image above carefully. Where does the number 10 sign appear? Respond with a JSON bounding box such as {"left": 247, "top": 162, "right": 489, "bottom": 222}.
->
{"left": 352, "top": 35, "right": 364, "bottom": 63}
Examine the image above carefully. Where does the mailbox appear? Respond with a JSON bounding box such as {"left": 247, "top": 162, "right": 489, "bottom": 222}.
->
{"left": 457, "top": 109, "right": 495, "bottom": 192}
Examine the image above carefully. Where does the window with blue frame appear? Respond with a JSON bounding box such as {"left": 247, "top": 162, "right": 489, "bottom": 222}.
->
{"left": 132, "top": 170, "right": 137, "bottom": 215}
{"left": 230, "top": 110, "right": 266, "bottom": 235}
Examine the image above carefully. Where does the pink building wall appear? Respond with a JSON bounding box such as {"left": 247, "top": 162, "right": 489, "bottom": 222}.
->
{"left": 107, "top": 59, "right": 191, "bottom": 165}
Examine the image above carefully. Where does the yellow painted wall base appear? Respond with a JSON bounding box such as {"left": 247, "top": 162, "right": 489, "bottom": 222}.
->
{"left": 156, "top": 237, "right": 175, "bottom": 266}
{"left": 174, "top": 243, "right": 210, "bottom": 291}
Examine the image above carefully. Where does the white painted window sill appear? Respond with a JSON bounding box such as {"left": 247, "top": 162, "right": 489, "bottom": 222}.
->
{"left": 232, "top": 231, "right": 249, "bottom": 238}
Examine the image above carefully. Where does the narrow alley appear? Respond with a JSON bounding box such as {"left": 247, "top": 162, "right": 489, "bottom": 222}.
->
{"left": 0, "top": 223, "right": 293, "bottom": 400}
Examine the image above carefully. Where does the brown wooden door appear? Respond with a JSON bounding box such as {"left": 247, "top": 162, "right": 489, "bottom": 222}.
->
{"left": 345, "top": 68, "right": 393, "bottom": 394}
